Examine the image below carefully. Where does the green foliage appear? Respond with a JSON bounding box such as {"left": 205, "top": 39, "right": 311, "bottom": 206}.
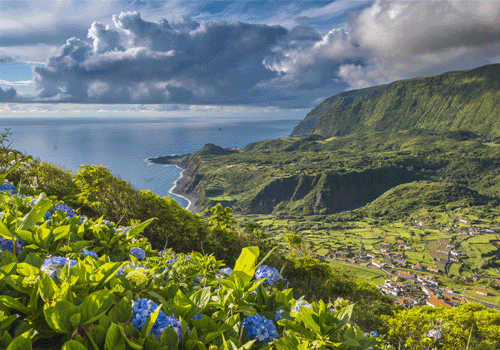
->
{"left": 382, "top": 303, "right": 500, "bottom": 349}
{"left": 0, "top": 190, "right": 384, "bottom": 349}
{"left": 295, "top": 63, "right": 500, "bottom": 137}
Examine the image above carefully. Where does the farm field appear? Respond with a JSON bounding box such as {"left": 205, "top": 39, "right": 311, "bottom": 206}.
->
{"left": 235, "top": 209, "right": 500, "bottom": 306}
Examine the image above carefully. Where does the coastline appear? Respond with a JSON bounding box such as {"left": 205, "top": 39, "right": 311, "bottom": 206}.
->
{"left": 168, "top": 164, "right": 199, "bottom": 214}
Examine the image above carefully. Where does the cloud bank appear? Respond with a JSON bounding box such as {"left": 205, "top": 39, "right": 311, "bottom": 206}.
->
{"left": 6, "top": 0, "right": 500, "bottom": 108}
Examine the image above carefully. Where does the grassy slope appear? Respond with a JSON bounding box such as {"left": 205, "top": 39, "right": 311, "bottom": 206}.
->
{"left": 174, "top": 130, "right": 500, "bottom": 216}
{"left": 292, "top": 63, "right": 500, "bottom": 137}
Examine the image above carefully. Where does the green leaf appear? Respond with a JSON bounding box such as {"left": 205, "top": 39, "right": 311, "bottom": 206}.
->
{"left": 52, "top": 225, "right": 71, "bottom": 241}
{"left": 6, "top": 329, "right": 33, "bottom": 350}
{"left": 109, "top": 297, "right": 133, "bottom": 324}
{"left": 44, "top": 300, "right": 80, "bottom": 333}
{"left": 105, "top": 323, "right": 126, "bottom": 350}
{"left": 18, "top": 193, "right": 52, "bottom": 230}
{"left": 0, "top": 220, "right": 14, "bottom": 240}
{"left": 61, "top": 340, "right": 88, "bottom": 350}
{"left": 69, "top": 313, "right": 82, "bottom": 329}
{"left": 0, "top": 295, "right": 32, "bottom": 314}
{"left": 232, "top": 246, "right": 259, "bottom": 285}
{"left": 128, "top": 218, "right": 156, "bottom": 237}
{"left": 299, "top": 307, "right": 321, "bottom": 335}
{"left": 162, "top": 326, "right": 179, "bottom": 349}
{"left": 334, "top": 304, "right": 354, "bottom": 330}
{"left": 94, "top": 262, "right": 123, "bottom": 291}
{"left": 16, "top": 262, "right": 39, "bottom": 276}
{"left": 188, "top": 288, "right": 211, "bottom": 319}
{"left": 79, "top": 290, "right": 114, "bottom": 325}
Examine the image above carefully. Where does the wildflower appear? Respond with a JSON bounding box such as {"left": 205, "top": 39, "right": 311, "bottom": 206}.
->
{"left": 254, "top": 265, "right": 280, "bottom": 286}
{"left": 81, "top": 248, "right": 98, "bottom": 259}
{"left": 292, "top": 299, "right": 313, "bottom": 314}
{"left": 242, "top": 314, "right": 278, "bottom": 343}
{"left": 130, "top": 247, "right": 146, "bottom": 260}
{"left": 0, "top": 183, "right": 17, "bottom": 194}
{"left": 131, "top": 298, "right": 182, "bottom": 340}
{"left": 275, "top": 309, "right": 284, "bottom": 321}
{"left": 427, "top": 329, "right": 442, "bottom": 340}
{"left": 216, "top": 267, "right": 233, "bottom": 279}
{"left": 40, "top": 256, "right": 77, "bottom": 280}
{"left": 0, "top": 237, "right": 24, "bottom": 254}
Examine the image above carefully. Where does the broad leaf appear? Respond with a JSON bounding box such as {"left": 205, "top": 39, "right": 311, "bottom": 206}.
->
{"left": 18, "top": 193, "right": 52, "bottom": 230}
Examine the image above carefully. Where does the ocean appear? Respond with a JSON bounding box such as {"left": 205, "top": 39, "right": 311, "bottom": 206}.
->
{"left": 0, "top": 116, "right": 300, "bottom": 208}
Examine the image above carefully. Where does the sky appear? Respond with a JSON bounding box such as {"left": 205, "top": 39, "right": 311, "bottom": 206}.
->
{"left": 1, "top": 0, "right": 500, "bottom": 117}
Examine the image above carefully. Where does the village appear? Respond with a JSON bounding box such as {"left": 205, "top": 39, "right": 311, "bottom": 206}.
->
{"left": 324, "top": 217, "right": 500, "bottom": 309}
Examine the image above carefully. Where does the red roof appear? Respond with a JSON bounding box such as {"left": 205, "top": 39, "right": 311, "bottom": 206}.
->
{"left": 427, "top": 296, "right": 451, "bottom": 308}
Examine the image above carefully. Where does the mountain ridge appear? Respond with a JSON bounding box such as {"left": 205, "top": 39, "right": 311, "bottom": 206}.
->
{"left": 291, "top": 63, "right": 500, "bottom": 137}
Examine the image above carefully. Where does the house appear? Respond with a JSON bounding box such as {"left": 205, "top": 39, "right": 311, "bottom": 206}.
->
{"left": 450, "top": 257, "right": 460, "bottom": 262}
{"left": 469, "top": 231, "right": 481, "bottom": 236}
{"left": 446, "top": 244, "right": 455, "bottom": 249}
{"left": 395, "top": 296, "right": 416, "bottom": 306}
{"left": 458, "top": 218, "right": 469, "bottom": 224}
{"left": 477, "top": 290, "right": 488, "bottom": 296}
{"left": 335, "top": 251, "right": 348, "bottom": 256}
{"left": 399, "top": 244, "right": 412, "bottom": 250}
{"left": 421, "top": 285, "right": 433, "bottom": 296}
{"left": 459, "top": 232, "right": 469, "bottom": 236}
{"left": 346, "top": 257, "right": 357, "bottom": 263}
{"left": 381, "top": 241, "right": 391, "bottom": 247}
{"left": 380, "top": 249, "right": 390, "bottom": 256}
{"left": 412, "top": 263, "right": 423, "bottom": 270}
{"left": 426, "top": 296, "right": 451, "bottom": 308}
{"left": 398, "top": 271, "right": 416, "bottom": 279}
{"left": 437, "top": 249, "right": 450, "bottom": 255}
{"left": 451, "top": 250, "right": 463, "bottom": 256}
{"left": 371, "top": 259, "right": 384, "bottom": 268}
{"left": 445, "top": 287, "right": 454, "bottom": 293}
{"left": 394, "top": 258, "right": 407, "bottom": 265}
{"left": 367, "top": 253, "right": 376, "bottom": 259}
{"left": 377, "top": 284, "right": 398, "bottom": 296}
{"left": 427, "top": 266, "right": 439, "bottom": 273}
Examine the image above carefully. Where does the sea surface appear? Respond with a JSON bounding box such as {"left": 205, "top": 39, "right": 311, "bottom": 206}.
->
{"left": 0, "top": 116, "right": 300, "bottom": 207}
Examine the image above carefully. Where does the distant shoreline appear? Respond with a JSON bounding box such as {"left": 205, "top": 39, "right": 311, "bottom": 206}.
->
{"left": 167, "top": 164, "right": 199, "bottom": 214}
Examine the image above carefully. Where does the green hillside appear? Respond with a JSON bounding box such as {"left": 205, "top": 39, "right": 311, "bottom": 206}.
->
{"left": 291, "top": 64, "right": 500, "bottom": 137}
{"left": 155, "top": 130, "right": 500, "bottom": 216}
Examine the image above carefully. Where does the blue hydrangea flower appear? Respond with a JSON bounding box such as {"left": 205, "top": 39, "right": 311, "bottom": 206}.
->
{"left": 427, "top": 329, "right": 442, "bottom": 340}
{"left": 102, "top": 219, "right": 111, "bottom": 226}
{"left": 45, "top": 204, "right": 76, "bottom": 220}
{"left": 115, "top": 265, "right": 127, "bottom": 276}
{"left": 53, "top": 204, "right": 76, "bottom": 218}
{"left": 275, "top": 309, "right": 284, "bottom": 321}
{"left": 370, "top": 331, "right": 378, "bottom": 337}
{"left": 216, "top": 267, "right": 233, "bottom": 279}
{"left": 192, "top": 314, "right": 202, "bottom": 320}
{"left": 0, "top": 183, "right": 17, "bottom": 194}
{"left": 115, "top": 227, "right": 128, "bottom": 236}
{"left": 0, "top": 237, "right": 23, "bottom": 254}
{"left": 364, "top": 333, "right": 369, "bottom": 337}
{"left": 195, "top": 275, "right": 203, "bottom": 283}
{"left": 79, "top": 216, "right": 87, "bottom": 223}
{"left": 41, "top": 256, "right": 77, "bottom": 280}
{"left": 131, "top": 299, "right": 182, "bottom": 340}
{"left": 254, "top": 265, "right": 280, "bottom": 286}
{"left": 81, "top": 248, "right": 98, "bottom": 259}
{"left": 292, "top": 299, "right": 313, "bottom": 314}
{"left": 130, "top": 247, "right": 146, "bottom": 260}
{"left": 242, "top": 314, "right": 278, "bottom": 343}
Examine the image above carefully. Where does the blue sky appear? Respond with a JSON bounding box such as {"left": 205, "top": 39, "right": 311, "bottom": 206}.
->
{"left": 1, "top": 0, "right": 500, "bottom": 115}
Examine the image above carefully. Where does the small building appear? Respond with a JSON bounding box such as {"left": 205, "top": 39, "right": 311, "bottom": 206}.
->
{"left": 412, "top": 263, "right": 423, "bottom": 270}
{"left": 381, "top": 241, "right": 391, "bottom": 247}
{"left": 477, "top": 290, "right": 488, "bottom": 296}
{"left": 398, "top": 271, "right": 416, "bottom": 279}
{"left": 367, "top": 253, "right": 376, "bottom": 259}
{"left": 451, "top": 250, "right": 463, "bottom": 256}
{"left": 427, "top": 296, "right": 451, "bottom": 308}
{"left": 372, "top": 259, "right": 384, "bottom": 268}
{"left": 427, "top": 266, "right": 439, "bottom": 273}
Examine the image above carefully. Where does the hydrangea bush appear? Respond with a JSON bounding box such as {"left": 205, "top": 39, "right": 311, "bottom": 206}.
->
{"left": 0, "top": 160, "right": 388, "bottom": 349}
